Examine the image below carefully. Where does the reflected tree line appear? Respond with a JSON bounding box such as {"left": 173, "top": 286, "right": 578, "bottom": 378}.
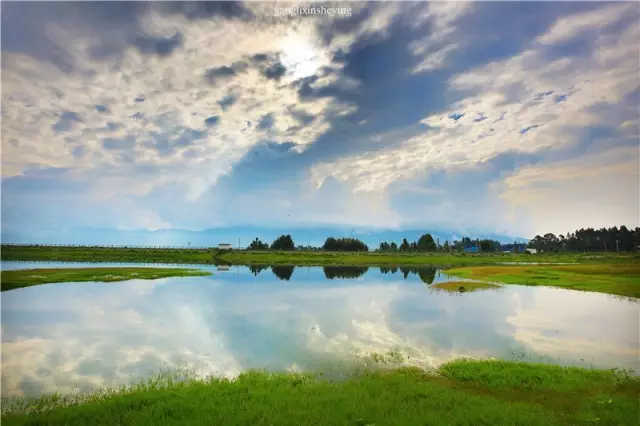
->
{"left": 248, "top": 265, "right": 438, "bottom": 284}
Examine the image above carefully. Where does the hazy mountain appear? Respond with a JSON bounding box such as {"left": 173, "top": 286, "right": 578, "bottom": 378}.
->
{"left": 2, "top": 226, "right": 528, "bottom": 248}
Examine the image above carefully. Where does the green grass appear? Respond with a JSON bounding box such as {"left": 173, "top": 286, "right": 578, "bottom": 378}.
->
{"left": 2, "top": 359, "right": 638, "bottom": 425}
{"left": 1, "top": 245, "right": 218, "bottom": 264}
{"left": 216, "top": 250, "right": 640, "bottom": 267}
{"left": 3, "top": 245, "right": 639, "bottom": 267}
{"left": 443, "top": 263, "right": 640, "bottom": 298}
{"left": 0, "top": 268, "right": 212, "bottom": 291}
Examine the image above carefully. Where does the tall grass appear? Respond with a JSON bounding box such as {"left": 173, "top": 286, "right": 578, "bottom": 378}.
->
{"left": 2, "top": 356, "right": 639, "bottom": 425}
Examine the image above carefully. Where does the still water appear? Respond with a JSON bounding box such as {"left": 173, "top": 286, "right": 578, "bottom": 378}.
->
{"left": 1, "top": 261, "right": 638, "bottom": 397}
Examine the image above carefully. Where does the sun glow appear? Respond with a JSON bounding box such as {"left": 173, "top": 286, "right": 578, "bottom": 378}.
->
{"left": 279, "top": 34, "right": 323, "bottom": 79}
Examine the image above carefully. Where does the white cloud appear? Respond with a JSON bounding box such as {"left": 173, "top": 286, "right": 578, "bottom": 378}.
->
{"left": 309, "top": 4, "right": 638, "bottom": 196}
{"left": 1, "top": 3, "right": 381, "bottom": 201}
{"left": 536, "top": 3, "right": 635, "bottom": 45}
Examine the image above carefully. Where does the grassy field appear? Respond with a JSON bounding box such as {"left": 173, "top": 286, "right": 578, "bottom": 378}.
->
{"left": 0, "top": 268, "right": 212, "bottom": 291}
{"left": 0, "top": 245, "right": 217, "bottom": 264}
{"left": 444, "top": 263, "right": 640, "bottom": 298}
{"left": 4, "top": 244, "right": 638, "bottom": 267}
{"left": 2, "top": 359, "right": 638, "bottom": 425}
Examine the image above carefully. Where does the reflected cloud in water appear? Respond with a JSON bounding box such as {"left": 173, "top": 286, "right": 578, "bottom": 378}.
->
{"left": 1, "top": 262, "right": 638, "bottom": 397}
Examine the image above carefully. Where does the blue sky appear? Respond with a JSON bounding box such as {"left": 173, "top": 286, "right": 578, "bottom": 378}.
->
{"left": 2, "top": 1, "right": 638, "bottom": 241}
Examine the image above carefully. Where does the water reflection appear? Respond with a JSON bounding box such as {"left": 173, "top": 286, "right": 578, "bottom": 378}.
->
{"left": 1, "top": 261, "right": 638, "bottom": 399}
{"left": 249, "top": 265, "right": 269, "bottom": 276}
{"left": 323, "top": 267, "right": 369, "bottom": 280}
{"left": 272, "top": 266, "right": 295, "bottom": 281}
{"left": 379, "top": 267, "right": 438, "bottom": 284}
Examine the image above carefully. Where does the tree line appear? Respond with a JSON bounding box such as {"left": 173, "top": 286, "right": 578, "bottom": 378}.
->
{"left": 246, "top": 225, "right": 640, "bottom": 253}
{"left": 248, "top": 235, "right": 372, "bottom": 252}
{"left": 527, "top": 226, "right": 640, "bottom": 252}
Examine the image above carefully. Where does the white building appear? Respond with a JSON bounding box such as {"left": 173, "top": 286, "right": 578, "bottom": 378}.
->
{"left": 218, "top": 243, "right": 232, "bottom": 250}
{"left": 525, "top": 248, "right": 537, "bottom": 254}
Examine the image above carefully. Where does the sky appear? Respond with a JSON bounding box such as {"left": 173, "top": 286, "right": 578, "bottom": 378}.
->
{"left": 2, "top": 1, "right": 639, "bottom": 242}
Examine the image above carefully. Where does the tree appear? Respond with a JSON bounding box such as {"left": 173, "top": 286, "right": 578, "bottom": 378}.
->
{"left": 323, "top": 237, "right": 368, "bottom": 252}
{"left": 400, "top": 238, "right": 410, "bottom": 252}
{"left": 247, "top": 238, "right": 269, "bottom": 250}
{"left": 271, "top": 234, "right": 295, "bottom": 250}
{"left": 417, "top": 233, "right": 437, "bottom": 252}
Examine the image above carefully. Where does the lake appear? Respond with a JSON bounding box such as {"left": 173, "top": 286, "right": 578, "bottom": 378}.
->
{"left": 1, "top": 261, "right": 638, "bottom": 398}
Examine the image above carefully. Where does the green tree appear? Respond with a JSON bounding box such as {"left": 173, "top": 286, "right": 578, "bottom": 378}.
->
{"left": 248, "top": 238, "right": 269, "bottom": 250}
{"left": 417, "top": 233, "right": 437, "bottom": 252}
{"left": 323, "top": 237, "right": 368, "bottom": 252}
{"left": 270, "top": 235, "right": 295, "bottom": 250}
{"left": 400, "top": 238, "right": 410, "bottom": 252}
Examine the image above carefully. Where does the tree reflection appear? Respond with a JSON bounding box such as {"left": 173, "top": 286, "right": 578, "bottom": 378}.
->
{"left": 249, "top": 265, "right": 269, "bottom": 276}
{"left": 271, "top": 265, "right": 295, "bottom": 280}
{"left": 417, "top": 267, "right": 437, "bottom": 285}
{"left": 323, "top": 266, "right": 369, "bottom": 280}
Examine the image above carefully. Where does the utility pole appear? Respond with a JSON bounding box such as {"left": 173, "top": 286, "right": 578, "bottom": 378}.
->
{"left": 616, "top": 240, "right": 619, "bottom": 252}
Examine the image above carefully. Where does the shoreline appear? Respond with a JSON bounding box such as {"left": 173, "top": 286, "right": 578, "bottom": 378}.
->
{"left": 0, "top": 267, "right": 212, "bottom": 291}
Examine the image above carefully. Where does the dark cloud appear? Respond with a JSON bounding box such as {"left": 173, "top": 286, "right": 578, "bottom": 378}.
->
{"left": 262, "top": 62, "right": 287, "bottom": 81}
{"left": 132, "top": 33, "right": 183, "bottom": 57}
{"left": 72, "top": 146, "right": 86, "bottom": 158}
{"left": 290, "top": 110, "right": 315, "bottom": 126}
{"left": 218, "top": 95, "right": 238, "bottom": 111}
{"left": 158, "top": 1, "right": 255, "bottom": 21}
{"left": 1, "top": 1, "right": 148, "bottom": 71}
{"left": 257, "top": 113, "right": 275, "bottom": 131}
{"left": 205, "top": 62, "right": 249, "bottom": 84}
{"left": 520, "top": 125, "right": 541, "bottom": 134}
{"left": 107, "top": 122, "right": 122, "bottom": 131}
{"left": 52, "top": 112, "right": 82, "bottom": 133}
{"left": 251, "top": 53, "right": 269, "bottom": 63}
{"left": 204, "top": 116, "right": 220, "bottom": 127}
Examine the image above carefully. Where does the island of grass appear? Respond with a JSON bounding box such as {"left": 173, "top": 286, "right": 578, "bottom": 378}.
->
{"left": 444, "top": 263, "right": 640, "bottom": 298}
{"left": 0, "top": 267, "right": 212, "bottom": 291}
{"left": 3, "top": 244, "right": 639, "bottom": 267}
{"left": 2, "top": 359, "right": 638, "bottom": 425}
{"left": 431, "top": 280, "right": 501, "bottom": 293}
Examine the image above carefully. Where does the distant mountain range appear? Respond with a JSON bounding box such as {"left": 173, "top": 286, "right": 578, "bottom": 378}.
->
{"left": 1, "top": 225, "right": 529, "bottom": 248}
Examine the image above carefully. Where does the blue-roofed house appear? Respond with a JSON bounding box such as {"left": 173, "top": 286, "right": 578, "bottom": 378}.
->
{"left": 463, "top": 246, "right": 478, "bottom": 253}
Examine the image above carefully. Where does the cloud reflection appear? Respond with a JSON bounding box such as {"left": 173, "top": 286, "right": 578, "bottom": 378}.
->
{"left": 2, "top": 265, "right": 638, "bottom": 397}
